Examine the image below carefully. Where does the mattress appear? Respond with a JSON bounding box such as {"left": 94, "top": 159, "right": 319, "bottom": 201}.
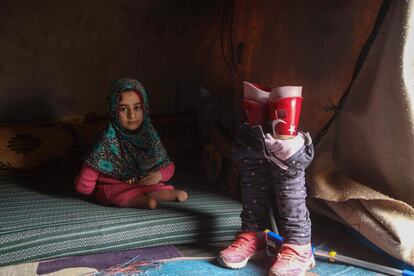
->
{"left": 0, "top": 172, "right": 242, "bottom": 266}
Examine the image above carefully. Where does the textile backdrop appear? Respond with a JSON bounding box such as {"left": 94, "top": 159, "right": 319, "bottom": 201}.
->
{"left": 308, "top": 0, "right": 414, "bottom": 265}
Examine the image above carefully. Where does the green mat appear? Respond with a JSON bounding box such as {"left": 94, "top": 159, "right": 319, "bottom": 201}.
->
{"left": 0, "top": 172, "right": 242, "bottom": 266}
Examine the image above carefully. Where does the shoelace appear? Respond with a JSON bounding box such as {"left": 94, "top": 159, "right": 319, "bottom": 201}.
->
{"left": 229, "top": 234, "right": 258, "bottom": 251}
{"left": 277, "top": 246, "right": 304, "bottom": 263}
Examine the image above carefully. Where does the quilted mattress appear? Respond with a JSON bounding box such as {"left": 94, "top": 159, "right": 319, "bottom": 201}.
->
{"left": 0, "top": 172, "right": 241, "bottom": 266}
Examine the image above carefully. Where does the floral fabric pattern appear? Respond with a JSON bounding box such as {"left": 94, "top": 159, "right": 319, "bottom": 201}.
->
{"left": 84, "top": 78, "right": 171, "bottom": 181}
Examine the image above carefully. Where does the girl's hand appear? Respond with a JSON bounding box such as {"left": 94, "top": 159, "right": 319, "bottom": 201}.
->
{"left": 137, "top": 171, "right": 162, "bottom": 186}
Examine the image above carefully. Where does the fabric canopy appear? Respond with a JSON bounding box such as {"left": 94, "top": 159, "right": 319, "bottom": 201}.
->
{"left": 309, "top": 0, "right": 414, "bottom": 265}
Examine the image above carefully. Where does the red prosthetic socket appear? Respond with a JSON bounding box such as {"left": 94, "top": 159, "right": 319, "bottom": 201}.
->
{"left": 242, "top": 99, "right": 266, "bottom": 126}
{"left": 268, "top": 86, "right": 303, "bottom": 140}
{"left": 242, "top": 81, "right": 271, "bottom": 126}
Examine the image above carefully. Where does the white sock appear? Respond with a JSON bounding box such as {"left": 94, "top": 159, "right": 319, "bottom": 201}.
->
{"left": 264, "top": 133, "right": 305, "bottom": 161}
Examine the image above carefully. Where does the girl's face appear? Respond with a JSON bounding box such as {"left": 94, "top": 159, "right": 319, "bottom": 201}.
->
{"left": 118, "top": 90, "right": 144, "bottom": 131}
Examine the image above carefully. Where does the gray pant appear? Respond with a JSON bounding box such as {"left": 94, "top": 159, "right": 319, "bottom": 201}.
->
{"left": 234, "top": 123, "right": 313, "bottom": 245}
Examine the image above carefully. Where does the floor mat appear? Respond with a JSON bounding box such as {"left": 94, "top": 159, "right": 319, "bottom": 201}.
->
{"left": 36, "top": 245, "right": 182, "bottom": 275}
{"left": 98, "top": 257, "right": 376, "bottom": 276}
{"left": 0, "top": 245, "right": 182, "bottom": 276}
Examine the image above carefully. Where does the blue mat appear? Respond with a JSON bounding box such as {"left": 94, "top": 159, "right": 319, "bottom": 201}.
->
{"left": 140, "top": 258, "right": 376, "bottom": 275}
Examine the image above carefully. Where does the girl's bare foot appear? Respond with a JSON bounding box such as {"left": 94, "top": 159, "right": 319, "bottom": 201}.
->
{"left": 175, "top": 190, "right": 188, "bottom": 202}
{"left": 148, "top": 190, "right": 188, "bottom": 202}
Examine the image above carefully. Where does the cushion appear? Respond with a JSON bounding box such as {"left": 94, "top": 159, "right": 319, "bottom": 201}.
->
{"left": 0, "top": 117, "right": 83, "bottom": 175}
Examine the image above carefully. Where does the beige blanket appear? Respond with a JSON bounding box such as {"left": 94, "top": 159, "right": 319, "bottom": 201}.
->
{"left": 308, "top": 0, "right": 414, "bottom": 265}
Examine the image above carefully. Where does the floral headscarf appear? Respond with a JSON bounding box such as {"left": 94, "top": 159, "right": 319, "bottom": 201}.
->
{"left": 84, "top": 78, "right": 171, "bottom": 181}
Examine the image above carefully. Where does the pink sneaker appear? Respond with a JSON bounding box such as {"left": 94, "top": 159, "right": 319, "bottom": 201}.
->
{"left": 269, "top": 243, "right": 315, "bottom": 276}
{"left": 217, "top": 232, "right": 267, "bottom": 269}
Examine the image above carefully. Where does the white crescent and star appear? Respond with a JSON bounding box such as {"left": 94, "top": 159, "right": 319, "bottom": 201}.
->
{"left": 288, "top": 125, "right": 296, "bottom": 135}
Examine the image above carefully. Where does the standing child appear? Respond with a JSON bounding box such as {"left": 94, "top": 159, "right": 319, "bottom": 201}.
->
{"left": 218, "top": 82, "right": 315, "bottom": 276}
{"left": 75, "top": 78, "right": 188, "bottom": 209}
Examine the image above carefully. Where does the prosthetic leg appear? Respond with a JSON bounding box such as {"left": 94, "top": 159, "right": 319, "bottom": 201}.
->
{"left": 238, "top": 81, "right": 273, "bottom": 232}
{"left": 266, "top": 86, "right": 315, "bottom": 276}
{"left": 218, "top": 82, "right": 273, "bottom": 269}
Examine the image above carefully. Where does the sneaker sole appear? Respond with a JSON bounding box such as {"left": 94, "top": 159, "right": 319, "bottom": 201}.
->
{"left": 217, "top": 249, "right": 268, "bottom": 269}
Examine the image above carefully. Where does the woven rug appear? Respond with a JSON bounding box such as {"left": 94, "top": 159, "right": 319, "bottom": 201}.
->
{"left": 82, "top": 256, "right": 376, "bottom": 276}
{"left": 37, "top": 245, "right": 182, "bottom": 275}
{"left": 0, "top": 245, "right": 182, "bottom": 275}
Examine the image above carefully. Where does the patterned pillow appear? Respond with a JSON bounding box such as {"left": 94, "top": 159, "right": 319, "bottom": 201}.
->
{"left": 0, "top": 117, "right": 83, "bottom": 175}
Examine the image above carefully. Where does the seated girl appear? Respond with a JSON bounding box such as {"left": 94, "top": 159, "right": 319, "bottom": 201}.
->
{"left": 75, "top": 78, "right": 188, "bottom": 209}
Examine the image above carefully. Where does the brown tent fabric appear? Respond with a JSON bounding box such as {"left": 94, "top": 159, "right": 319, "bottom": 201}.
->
{"left": 308, "top": 0, "right": 414, "bottom": 265}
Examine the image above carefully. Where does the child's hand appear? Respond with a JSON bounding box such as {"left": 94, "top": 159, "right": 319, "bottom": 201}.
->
{"left": 137, "top": 171, "right": 162, "bottom": 186}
